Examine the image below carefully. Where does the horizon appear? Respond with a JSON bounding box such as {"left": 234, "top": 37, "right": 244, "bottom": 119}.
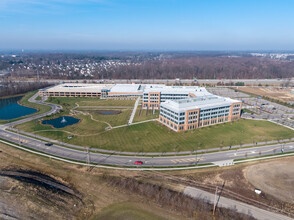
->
{"left": 1, "top": 0, "right": 294, "bottom": 50}
{"left": 2, "top": 49, "right": 294, "bottom": 54}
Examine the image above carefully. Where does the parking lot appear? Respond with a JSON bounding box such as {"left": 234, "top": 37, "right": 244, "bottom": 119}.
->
{"left": 208, "top": 87, "right": 294, "bottom": 129}
{"left": 207, "top": 87, "right": 250, "bottom": 98}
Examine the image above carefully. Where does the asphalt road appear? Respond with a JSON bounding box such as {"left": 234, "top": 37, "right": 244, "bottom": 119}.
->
{"left": 0, "top": 127, "right": 293, "bottom": 167}
{"left": 11, "top": 78, "right": 294, "bottom": 86}
{"left": 0, "top": 92, "right": 293, "bottom": 167}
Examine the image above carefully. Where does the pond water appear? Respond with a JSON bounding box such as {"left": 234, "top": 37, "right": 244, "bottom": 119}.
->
{"left": 0, "top": 96, "right": 38, "bottom": 120}
{"left": 42, "top": 116, "right": 80, "bottom": 128}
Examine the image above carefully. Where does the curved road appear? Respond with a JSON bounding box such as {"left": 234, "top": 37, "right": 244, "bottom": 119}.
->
{"left": 0, "top": 92, "right": 293, "bottom": 167}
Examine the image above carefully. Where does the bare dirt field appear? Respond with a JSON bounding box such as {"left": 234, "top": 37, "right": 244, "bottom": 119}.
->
{"left": 245, "top": 157, "right": 294, "bottom": 203}
{"left": 170, "top": 157, "right": 294, "bottom": 215}
{"left": 0, "top": 141, "right": 292, "bottom": 219}
{"left": 0, "top": 143, "right": 185, "bottom": 220}
{"left": 238, "top": 87, "right": 294, "bottom": 104}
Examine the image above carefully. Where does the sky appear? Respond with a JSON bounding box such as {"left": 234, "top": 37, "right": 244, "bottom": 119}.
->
{"left": 0, "top": 0, "right": 294, "bottom": 50}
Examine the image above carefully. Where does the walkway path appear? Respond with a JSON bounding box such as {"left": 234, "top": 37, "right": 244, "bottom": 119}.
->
{"left": 128, "top": 97, "right": 140, "bottom": 124}
{"left": 184, "top": 186, "right": 293, "bottom": 220}
{"left": 111, "top": 119, "right": 157, "bottom": 129}
{"left": 268, "top": 119, "right": 294, "bottom": 131}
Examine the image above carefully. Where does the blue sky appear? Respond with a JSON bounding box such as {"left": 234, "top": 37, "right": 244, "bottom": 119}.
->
{"left": 0, "top": 0, "right": 294, "bottom": 50}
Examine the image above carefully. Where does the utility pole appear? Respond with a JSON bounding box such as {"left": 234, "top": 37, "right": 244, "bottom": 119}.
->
{"left": 196, "top": 149, "right": 197, "bottom": 163}
{"left": 213, "top": 181, "right": 226, "bottom": 216}
{"left": 17, "top": 128, "right": 20, "bottom": 147}
{"left": 86, "top": 147, "right": 90, "bottom": 166}
{"left": 213, "top": 186, "right": 218, "bottom": 216}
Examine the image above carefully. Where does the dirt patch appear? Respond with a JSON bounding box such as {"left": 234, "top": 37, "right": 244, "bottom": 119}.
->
{"left": 170, "top": 158, "right": 294, "bottom": 216}
{"left": 0, "top": 169, "right": 80, "bottom": 197}
{"left": 0, "top": 167, "right": 84, "bottom": 220}
{"left": 0, "top": 143, "right": 188, "bottom": 220}
{"left": 245, "top": 157, "right": 294, "bottom": 203}
{"left": 238, "top": 87, "right": 294, "bottom": 104}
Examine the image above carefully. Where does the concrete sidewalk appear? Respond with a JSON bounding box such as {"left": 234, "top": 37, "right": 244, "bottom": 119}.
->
{"left": 128, "top": 97, "right": 140, "bottom": 124}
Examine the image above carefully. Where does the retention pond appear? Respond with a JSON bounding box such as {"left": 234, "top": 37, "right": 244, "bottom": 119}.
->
{"left": 0, "top": 96, "right": 37, "bottom": 120}
{"left": 41, "top": 116, "right": 80, "bottom": 128}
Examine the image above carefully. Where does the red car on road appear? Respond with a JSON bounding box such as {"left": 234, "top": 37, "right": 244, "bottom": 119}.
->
{"left": 134, "top": 161, "right": 143, "bottom": 165}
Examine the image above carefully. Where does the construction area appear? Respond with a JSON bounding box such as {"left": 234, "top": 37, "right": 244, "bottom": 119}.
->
{"left": 237, "top": 87, "right": 294, "bottom": 105}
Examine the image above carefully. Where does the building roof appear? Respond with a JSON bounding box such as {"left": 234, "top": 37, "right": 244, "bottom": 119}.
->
{"left": 42, "top": 83, "right": 212, "bottom": 96}
{"left": 109, "top": 84, "right": 143, "bottom": 93}
{"left": 161, "top": 95, "right": 241, "bottom": 112}
{"left": 143, "top": 85, "right": 211, "bottom": 96}
{"left": 41, "top": 83, "right": 114, "bottom": 93}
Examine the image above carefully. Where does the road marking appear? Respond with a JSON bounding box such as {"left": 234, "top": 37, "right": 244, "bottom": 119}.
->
{"left": 229, "top": 146, "right": 283, "bottom": 157}
{"left": 171, "top": 158, "right": 204, "bottom": 163}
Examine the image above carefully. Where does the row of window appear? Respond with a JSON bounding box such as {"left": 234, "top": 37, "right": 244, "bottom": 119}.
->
{"left": 188, "top": 111, "right": 198, "bottom": 115}
{"left": 46, "top": 92, "right": 101, "bottom": 95}
{"left": 199, "top": 117, "right": 228, "bottom": 126}
{"left": 201, "top": 106, "right": 229, "bottom": 112}
{"left": 160, "top": 112, "right": 179, "bottom": 124}
{"left": 160, "top": 117, "right": 178, "bottom": 130}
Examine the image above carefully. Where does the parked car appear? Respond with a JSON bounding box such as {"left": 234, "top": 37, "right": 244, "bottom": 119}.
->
{"left": 134, "top": 161, "right": 143, "bottom": 165}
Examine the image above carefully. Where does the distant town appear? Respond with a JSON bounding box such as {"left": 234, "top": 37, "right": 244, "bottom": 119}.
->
{"left": 1, "top": 51, "right": 294, "bottom": 80}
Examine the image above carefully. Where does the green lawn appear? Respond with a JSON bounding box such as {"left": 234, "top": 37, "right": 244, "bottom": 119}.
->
{"left": 45, "top": 97, "right": 134, "bottom": 127}
{"left": 242, "top": 109, "right": 256, "bottom": 114}
{"left": 35, "top": 95, "right": 42, "bottom": 101}
{"left": 14, "top": 94, "right": 294, "bottom": 153}
{"left": 133, "top": 107, "right": 159, "bottom": 123}
{"left": 47, "top": 97, "right": 134, "bottom": 107}
{"left": 77, "top": 98, "right": 135, "bottom": 107}
{"left": 91, "top": 202, "right": 166, "bottom": 220}
{"left": 16, "top": 117, "right": 294, "bottom": 153}
{"left": 79, "top": 109, "right": 132, "bottom": 127}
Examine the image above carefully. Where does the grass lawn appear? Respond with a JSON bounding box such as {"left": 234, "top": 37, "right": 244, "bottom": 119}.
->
{"left": 14, "top": 94, "right": 294, "bottom": 153}
{"left": 47, "top": 97, "right": 135, "bottom": 108}
{"left": 80, "top": 109, "right": 131, "bottom": 127}
{"left": 15, "top": 96, "right": 133, "bottom": 140}
{"left": 242, "top": 109, "right": 256, "bottom": 114}
{"left": 34, "top": 95, "right": 42, "bottom": 101}
{"left": 133, "top": 107, "right": 159, "bottom": 123}
{"left": 20, "top": 91, "right": 51, "bottom": 114}
{"left": 75, "top": 98, "right": 135, "bottom": 107}
{"left": 45, "top": 97, "right": 134, "bottom": 127}
{"left": 91, "top": 202, "right": 166, "bottom": 220}
{"left": 16, "top": 117, "right": 294, "bottom": 152}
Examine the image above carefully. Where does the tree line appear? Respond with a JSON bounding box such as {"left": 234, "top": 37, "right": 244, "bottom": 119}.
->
{"left": 0, "top": 81, "right": 51, "bottom": 97}
{"left": 96, "top": 57, "right": 294, "bottom": 79}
